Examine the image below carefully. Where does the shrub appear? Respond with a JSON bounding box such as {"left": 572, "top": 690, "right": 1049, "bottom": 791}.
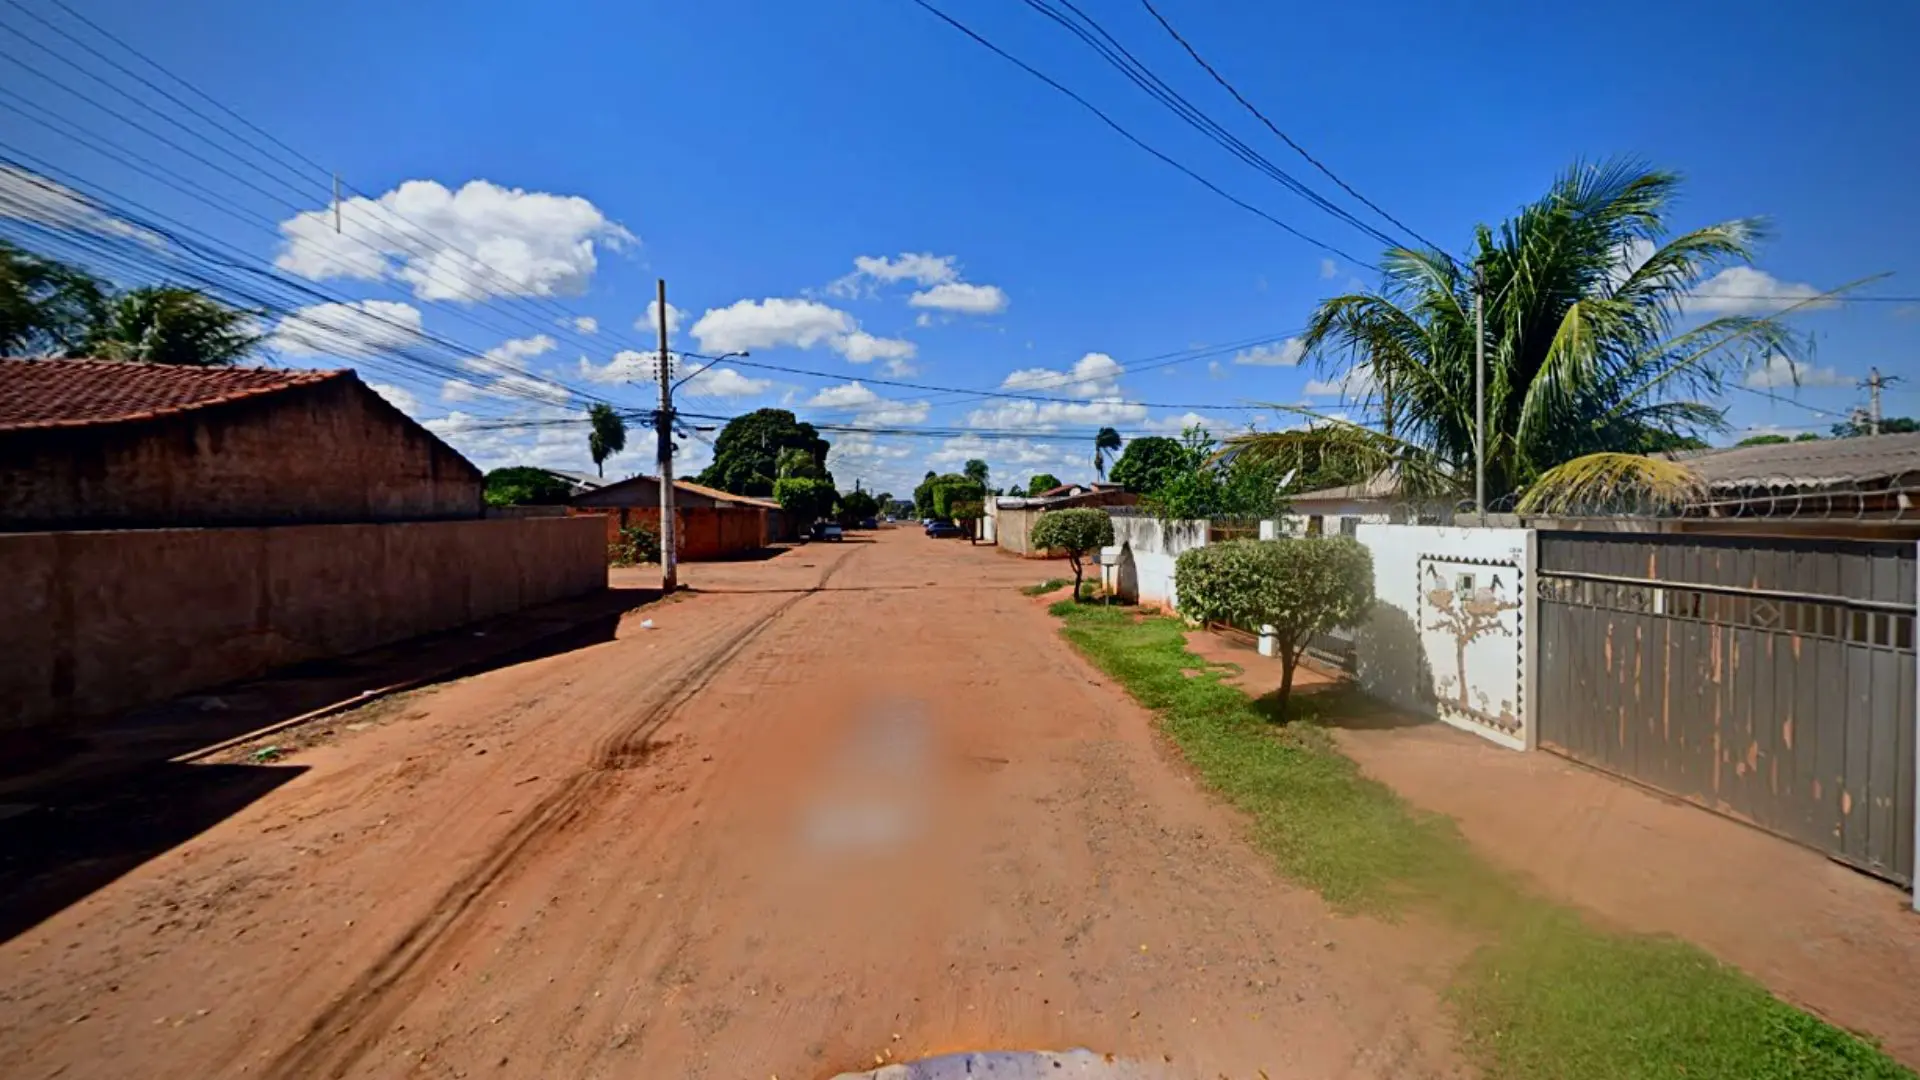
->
{"left": 1028, "top": 507, "right": 1115, "bottom": 602}
{"left": 608, "top": 523, "right": 661, "bottom": 567}
{"left": 1175, "top": 537, "right": 1374, "bottom": 715}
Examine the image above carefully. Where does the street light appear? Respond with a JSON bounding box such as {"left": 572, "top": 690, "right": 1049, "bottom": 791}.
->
{"left": 672, "top": 350, "right": 749, "bottom": 392}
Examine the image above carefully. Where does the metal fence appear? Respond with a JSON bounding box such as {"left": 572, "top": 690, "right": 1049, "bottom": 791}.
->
{"left": 1535, "top": 531, "right": 1916, "bottom": 885}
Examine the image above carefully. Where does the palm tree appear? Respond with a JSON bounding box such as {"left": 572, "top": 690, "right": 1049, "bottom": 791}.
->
{"left": 87, "top": 286, "right": 261, "bottom": 366}
{"left": 1230, "top": 160, "right": 1811, "bottom": 505}
{"left": 963, "top": 457, "right": 990, "bottom": 488}
{"left": 587, "top": 403, "right": 627, "bottom": 478}
{"left": 1, "top": 241, "right": 105, "bottom": 356}
{"left": 1093, "top": 426, "right": 1122, "bottom": 482}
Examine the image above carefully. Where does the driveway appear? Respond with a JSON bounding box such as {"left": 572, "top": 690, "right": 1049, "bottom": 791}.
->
{"left": 0, "top": 530, "right": 1462, "bottom": 1080}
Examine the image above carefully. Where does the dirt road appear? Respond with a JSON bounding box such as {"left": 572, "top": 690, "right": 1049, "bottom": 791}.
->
{"left": 0, "top": 530, "right": 1463, "bottom": 1080}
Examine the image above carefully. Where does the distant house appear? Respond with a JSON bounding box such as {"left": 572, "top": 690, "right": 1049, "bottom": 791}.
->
{"left": 0, "top": 358, "right": 481, "bottom": 530}
{"left": 569, "top": 475, "right": 789, "bottom": 559}
{"left": 994, "top": 486, "right": 1140, "bottom": 557}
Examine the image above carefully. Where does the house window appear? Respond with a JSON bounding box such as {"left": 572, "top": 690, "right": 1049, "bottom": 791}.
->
{"left": 1339, "top": 516, "right": 1360, "bottom": 537}
{"left": 1306, "top": 515, "right": 1324, "bottom": 537}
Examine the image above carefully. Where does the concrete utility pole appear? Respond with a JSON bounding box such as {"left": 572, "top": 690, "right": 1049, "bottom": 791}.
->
{"left": 1867, "top": 366, "right": 1884, "bottom": 436}
{"left": 1473, "top": 268, "right": 1487, "bottom": 525}
{"left": 656, "top": 278, "right": 677, "bottom": 593}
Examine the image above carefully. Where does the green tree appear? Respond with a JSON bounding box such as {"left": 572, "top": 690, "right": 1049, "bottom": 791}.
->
{"left": 1, "top": 241, "right": 105, "bottom": 356}
{"left": 963, "top": 458, "right": 990, "bottom": 488}
{"left": 838, "top": 489, "right": 880, "bottom": 526}
{"left": 87, "top": 286, "right": 261, "bottom": 367}
{"left": 775, "top": 446, "right": 825, "bottom": 480}
{"left": 483, "top": 466, "right": 575, "bottom": 507}
{"left": 1231, "top": 159, "right": 1812, "bottom": 506}
{"left": 698, "top": 409, "right": 830, "bottom": 496}
{"left": 948, "top": 498, "right": 985, "bottom": 544}
{"left": 587, "top": 403, "right": 627, "bottom": 478}
{"left": 1735, "top": 433, "right": 1792, "bottom": 447}
{"left": 1029, "top": 507, "right": 1114, "bottom": 602}
{"left": 1108, "top": 435, "right": 1190, "bottom": 494}
{"left": 1174, "top": 538, "right": 1374, "bottom": 716}
{"left": 916, "top": 470, "right": 974, "bottom": 519}
{"left": 1004, "top": 481, "right": 1025, "bottom": 498}
{"left": 1093, "top": 427, "right": 1122, "bottom": 482}
{"left": 1143, "top": 427, "right": 1288, "bottom": 523}
{"left": 931, "top": 477, "right": 985, "bottom": 520}
{"left": 773, "top": 476, "right": 836, "bottom": 524}
{"left": 1831, "top": 415, "right": 1917, "bottom": 438}
{"left": 1025, "top": 472, "right": 1063, "bottom": 497}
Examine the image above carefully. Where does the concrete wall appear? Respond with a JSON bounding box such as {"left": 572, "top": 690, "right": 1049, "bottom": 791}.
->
{"left": 1352, "top": 524, "right": 1534, "bottom": 751}
{"left": 0, "top": 376, "right": 482, "bottom": 530}
{"left": 0, "top": 516, "right": 605, "bottom": 732}
{"left": 1102, "top": 515, "right": 1208, "bottom": 610}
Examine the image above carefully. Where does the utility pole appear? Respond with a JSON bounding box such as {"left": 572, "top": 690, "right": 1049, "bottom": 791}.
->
{"left": 655, "top": 278, "right": 677, "bottom": 592}
{"left": 1867, "top": 367, "right": 1884, "bottom": 436}
{"left": 332, "top": 173, "right": 342, "bottom": 233}
{"left": 1473, "top": 268, "right": 1487, "bottom": 525}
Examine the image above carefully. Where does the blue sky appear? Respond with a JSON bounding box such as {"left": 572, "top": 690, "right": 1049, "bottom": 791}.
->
{"left": 5, "top": 0, "right": 1917, "bottom": 495}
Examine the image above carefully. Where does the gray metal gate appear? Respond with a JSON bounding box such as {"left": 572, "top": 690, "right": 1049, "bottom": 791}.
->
{"left": 1536, "top": 531, "right": 1916, "bottom": 885}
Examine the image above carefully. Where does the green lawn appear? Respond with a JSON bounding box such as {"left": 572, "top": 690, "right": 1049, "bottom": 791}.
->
{"left": 1019, "top": 577, "right": 1073, "bottom": 596}
{"left": 1049, "top": 600, "right": 1912, "bottom": 1080}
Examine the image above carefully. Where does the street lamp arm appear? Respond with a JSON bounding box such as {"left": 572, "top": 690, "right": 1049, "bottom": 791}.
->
{"left": 673, "top": 350, "right": 749, "bottom": 392}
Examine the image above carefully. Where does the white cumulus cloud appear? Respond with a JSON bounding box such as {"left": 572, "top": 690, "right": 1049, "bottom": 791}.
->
{"left": 365, "top": 382, "right": 421, "bottom": 416}
{"left": 275, "top": 179, "right": 633, "bottom": 303}
{"left": 0, "top": 164, "right": 163, "bottom": 246}
{"left": 682, "top": 366, "right": 773, "bottom": 398}
{"left": 689, "top": 296, "right": 914, "bottom": 366}
{"left": 571, "top": 316, "right": 598, "bottom": 334}
{"left": 268, "top": 300, "right": 425, "bottom": 359}
{"left": 804, "top": 380, "right": 930, "bottom": 426}
{"left": 1001, "top": 352, "right": 1124, "bottom": 399}
{"left": 1687, "top": 267, "right": 1832, "bottom": 315}
{"left": 1233, "top": 338, "right": 1306, "bottom": 367}
{"left": 1742, "top": 354, "right": 1852, "bottom": 389}
{"left": 838, "top": 330, "right": 917, "bottom": 364}
{"left": 1303, "top": 365, "right": 1378, "bottom": 399}
{"left": 467, "top": 333, "right": 556, "bottom": 374}
{"left": 909, "top": 281, "right": 1009, "bottom": 316}
{"left": 637, "top": 299, "right": 684, "bottom": 338}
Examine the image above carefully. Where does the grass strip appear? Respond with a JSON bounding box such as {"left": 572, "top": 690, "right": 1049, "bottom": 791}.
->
{"left": 1048, "top": 599, "right": 1911, "bottom": 1080}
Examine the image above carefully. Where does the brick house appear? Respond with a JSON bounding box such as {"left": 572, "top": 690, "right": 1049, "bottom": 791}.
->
{"left": 0, "top": 359, "right": 481, "bottom": 530}
{"left": 569, "top": 475, "right": 783, "bottom": 560}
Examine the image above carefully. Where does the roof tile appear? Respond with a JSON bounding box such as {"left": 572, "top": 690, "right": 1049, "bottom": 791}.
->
{"left": 0, "top": 358, "right": 345, "bottom": 431}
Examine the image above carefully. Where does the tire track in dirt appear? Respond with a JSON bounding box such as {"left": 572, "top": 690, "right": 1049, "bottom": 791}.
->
{"left": 258, "top": 545, "right": 864, "bottom": 1080}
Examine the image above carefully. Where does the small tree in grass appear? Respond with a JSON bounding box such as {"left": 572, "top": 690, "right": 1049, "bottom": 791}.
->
{"left": 1029, "top": 508, "right": 1114, "bottom": 603}
{"left": 949, "top": 498, "right": 984, "bottom": 543}
{"left": 1175, "top": 538, "right": 1374, "bottom": 717}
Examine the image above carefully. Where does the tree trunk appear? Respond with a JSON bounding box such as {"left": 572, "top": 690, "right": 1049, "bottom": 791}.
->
{"left": 1068, "top": 553, "right": 1083, "bottom": 603}
{"left": 1275, "top": 641, "right": 1299, "bottom": 720}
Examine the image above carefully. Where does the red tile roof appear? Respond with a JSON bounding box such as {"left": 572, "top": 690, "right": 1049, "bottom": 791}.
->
{"left": 0, "top": 358, "right": 346, "bottom": 431}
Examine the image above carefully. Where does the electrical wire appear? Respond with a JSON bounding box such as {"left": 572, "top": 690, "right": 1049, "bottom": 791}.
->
{"left": 1018, "top": 0, "right": 1402, "bottom": 252}
{"left": 904, "top": 0, "right": 1376, "bottom": 269}
{"left": 1135, "top": 0, "right": 1441, "bottom": 253}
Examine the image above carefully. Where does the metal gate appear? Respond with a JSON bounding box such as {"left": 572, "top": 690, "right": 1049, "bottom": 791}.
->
{"left": 1536, "top": 531, "right": 1916, "bottom": 885}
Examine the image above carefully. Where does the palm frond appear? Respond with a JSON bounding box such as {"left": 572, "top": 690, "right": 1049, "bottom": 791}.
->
{"left": 1516, "top": 452, "right": 1706, "bottom": 517}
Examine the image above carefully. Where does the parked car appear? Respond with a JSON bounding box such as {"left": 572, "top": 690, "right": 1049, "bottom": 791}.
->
{"left": 925, "top": 520, "right": 961, "bottom": 538}
{"left": 857, "top": 517, "right": 879, "bottom": 530}
{"left": 813, "top": 522, "right": 845, "bottom": 541}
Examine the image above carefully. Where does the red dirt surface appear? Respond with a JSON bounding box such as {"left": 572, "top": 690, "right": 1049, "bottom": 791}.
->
{"left": 1194, "top": 625, "right": 1920, "bottom": 1068}
{"left": 0, "top": 531, "right": 1464, "bottom": 1080}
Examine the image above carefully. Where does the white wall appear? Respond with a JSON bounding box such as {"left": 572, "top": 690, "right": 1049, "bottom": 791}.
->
{"left": 1102, "top": 515, "right": 1207, "bottom": 611}
{"left": 1353, "top": 524, "right": 1535, "bottom": 751}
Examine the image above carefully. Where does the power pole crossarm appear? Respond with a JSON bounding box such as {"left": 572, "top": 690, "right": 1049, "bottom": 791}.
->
{"left": 656, "top": 278, "right": 678, "bottom": 592}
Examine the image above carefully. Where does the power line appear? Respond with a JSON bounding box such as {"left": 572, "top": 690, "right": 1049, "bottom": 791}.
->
{"left": 709, "top": 352, "right": 1289, "bottom": 414}
{"left": 1135, "top": 0, "right": 1442, "bottom": 252}
{"left": 1014, "top": 0, "right": 1401, "bottom": 252}
{"left": 3, "top": 0, "right": 664, "bottom": 368}
{"left": 905, "top": 0, "right": 1376, "bottom": 269}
